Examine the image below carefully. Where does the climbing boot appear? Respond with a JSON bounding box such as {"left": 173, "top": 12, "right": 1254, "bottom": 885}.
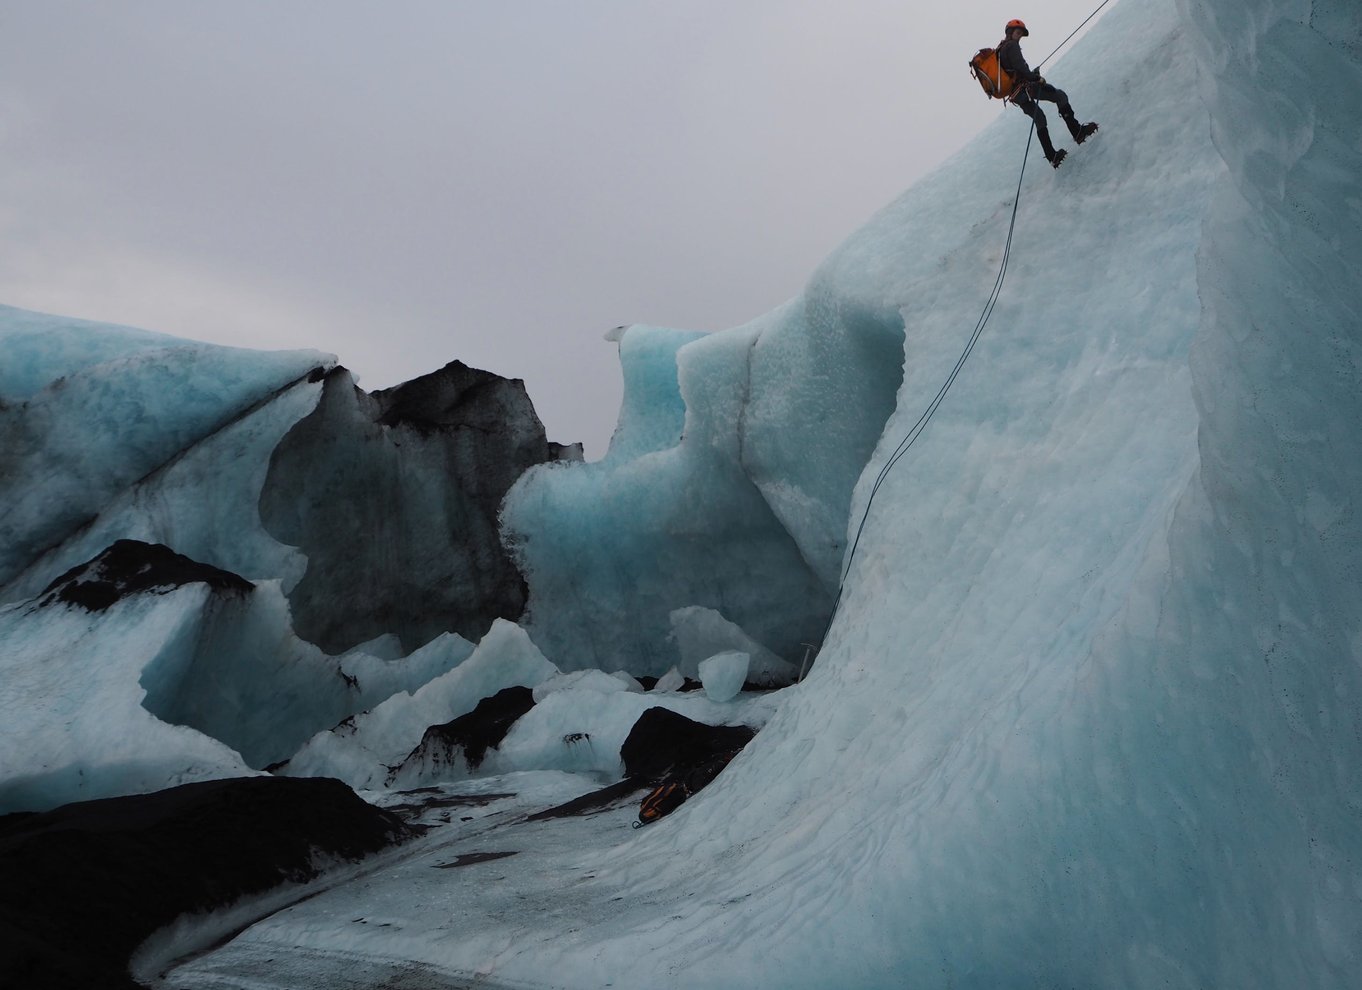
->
{"left": 1048, "top": 148, "right": 1068, "bottom": 169}
{"left": 1036, "top": 127, "right": 1061, "bottom": 167}
{"left": 1074, "top": 122, "right": 1099, "bottom": 144}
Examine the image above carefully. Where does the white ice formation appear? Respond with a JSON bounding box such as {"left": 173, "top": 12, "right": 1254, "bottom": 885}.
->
{"left": 670, "top": 605, "right": 799, "bottom": 686}
{"left": 697, "top": 651, "right": 750, "bottom": 702}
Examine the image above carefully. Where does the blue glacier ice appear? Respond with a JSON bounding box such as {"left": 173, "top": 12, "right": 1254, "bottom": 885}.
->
{"left": 0, "top": 306, "right": 333, "bottom": 590}
{"left": 445, "top": 0, "right": 1362, "bottom": 985}
{"left": 4, "top": 0, "right": 1362, "bottom": 984}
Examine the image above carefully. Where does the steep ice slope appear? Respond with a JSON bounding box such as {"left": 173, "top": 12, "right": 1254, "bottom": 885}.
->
{"left": 228, "top": 0, "right": 1351, "bottom": 986}
{"left": 534, "top": 0, "right": 1358, "bottom": 985}
{"left": 167, "top": 0, "right": 1300, "bottom": 986}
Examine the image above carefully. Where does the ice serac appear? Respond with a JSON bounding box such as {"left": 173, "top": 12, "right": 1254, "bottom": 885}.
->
{"left": 669, "top": 605, "right": 798, "bottom": 686}
{"left": 0, "top": 539, "right": 476, "bottom": 812}
{"left": 283, "top": 618, "right": 557, "bottom": 790}
{"left": 504, "top": 302, "right": 901, "bottom": 674}
{"left": 260, "top": 361, "right": 581, "bottom": 655}
{"left": 0, "top": 306, "right": 333, "bottom": 591}
{"left": 0, "top": 577, "right": 257, "bottom": 815}
{"left": 0, "top": 368, "right": 325, "bottom": 605}
{"left": 427, "top": 0, "right": 1357, "bottom": 986}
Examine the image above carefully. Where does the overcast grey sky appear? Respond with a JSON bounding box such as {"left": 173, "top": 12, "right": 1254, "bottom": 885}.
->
{"left": 0, "top": 1, "right": 1110, "bottom": 456}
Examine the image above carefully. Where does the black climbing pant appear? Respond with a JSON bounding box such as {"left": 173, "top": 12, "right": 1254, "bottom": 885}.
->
{"left": 1013, "top": 82, "right": 1086, "bottom": 162}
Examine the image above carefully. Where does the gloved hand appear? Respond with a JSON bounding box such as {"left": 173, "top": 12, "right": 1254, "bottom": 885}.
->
{"left": 1035, "top": 75, "right": 1046, "bottom": 85}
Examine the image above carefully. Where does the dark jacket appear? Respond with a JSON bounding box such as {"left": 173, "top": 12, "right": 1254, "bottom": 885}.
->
{"left": 997, "top": 37, "right": 1041, "bottom": 85}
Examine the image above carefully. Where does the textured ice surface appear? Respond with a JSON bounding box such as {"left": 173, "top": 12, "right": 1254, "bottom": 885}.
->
{"left": 698, "top": 651, "right": 749, "bottom": 702}
{"left": 283, "top": 619, "right": 555, "bottom": 789}
{"left": 175, "top": 0, "right": 1361, "bottom": 986}
{"left": 0, "top": 305, "right": 195, "bottom": 398}
{"left": 0, "top": 562, "right": 476, "bottom": 812}
{"left": 0, "top": 588, "right": 255, "bottom": 814}
{"left": 670, "top": 605, "right": 798, "bottom": 685}
{"left": 0, "top": 372, "right": 325, "bottom": 603}
{"left": 502, "top": 299, "right": 906, "bottom": 674}
{"left": 0, "top": 306, "right": 333, "bottom": 588}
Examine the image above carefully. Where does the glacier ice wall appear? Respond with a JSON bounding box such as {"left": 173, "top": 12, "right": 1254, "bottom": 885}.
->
{"left": 0, "top": 363, "right": 326, "bottom": 605}
{"left": 1146, "top": 0, "right": 1362, "bottom": 976}
{"left": 0, "top": 307, "right": 333, "bottom": 590}
{"left": 505, "top": 288, "right": 905, "bottom": 674}
{"left": 460, "top": 0, "right": 1361, "bottom": 986}
{"left": 0, "top": 309, "right": 577, "bottom": 661}
{"left": 0, "top": 306, "right": 590, "bottom": 810}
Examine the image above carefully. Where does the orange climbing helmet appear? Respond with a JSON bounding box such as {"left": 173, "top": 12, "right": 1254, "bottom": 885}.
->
{"left": 1006, "top": 18, "right": 1029, "bottom": 36}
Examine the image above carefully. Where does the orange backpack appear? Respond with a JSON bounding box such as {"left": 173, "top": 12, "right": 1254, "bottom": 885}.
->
{"left": 969, "top": 47, "right": 1018, "bottom": 100}
{"left": 634, "top": 781, "right": 687, "bottom": 827}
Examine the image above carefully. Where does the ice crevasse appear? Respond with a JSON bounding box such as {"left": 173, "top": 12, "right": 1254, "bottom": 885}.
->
{"left": 488, "top": 0, "right": 1362, "bottom": 986}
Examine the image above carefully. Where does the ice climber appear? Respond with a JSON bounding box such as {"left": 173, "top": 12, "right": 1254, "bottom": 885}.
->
{"left": 998, "top": 18, "right": 1098, "bottom": 168}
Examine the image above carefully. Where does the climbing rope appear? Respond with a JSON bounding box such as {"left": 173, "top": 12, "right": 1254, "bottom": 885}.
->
{"left": 1037, "top": 0, "right": 1115, "bottom": 69}
{"left": 825, "top": 126, "right": 1034, "bottom": 637}
{"left": 810, "top": 0, "right": 1112, "bottom": 654}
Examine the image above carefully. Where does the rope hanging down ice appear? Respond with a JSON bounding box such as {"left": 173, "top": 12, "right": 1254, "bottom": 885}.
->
{"left": 810, "top": 0, "right": 1113, "bottom": 656}
{"left": 828, "top": 127, "right": 1034, "bottom": 625}
{"left": 1037, "top": 0, "right": 1115, "bottom": 70}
